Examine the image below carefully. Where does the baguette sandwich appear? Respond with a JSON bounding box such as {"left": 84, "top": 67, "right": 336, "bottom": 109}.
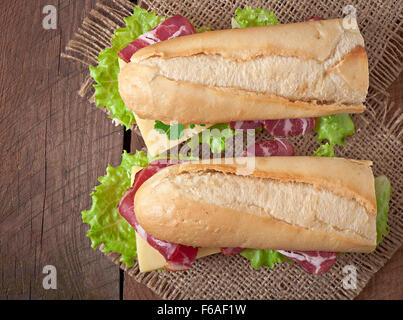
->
{"left": 119, "top": 18, "right": 368, "bottom": 125}
{"left": 84, "top": 7, "right": 391, "bottom": 276}
{"left": 114, "top": 155, "right": 390, "bottom": 274}
{"left": 90, "top": 6, "right": 369, "bottom": 157}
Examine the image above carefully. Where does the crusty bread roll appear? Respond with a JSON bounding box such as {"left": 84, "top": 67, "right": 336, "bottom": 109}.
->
{"left": 134, "top": 157, "right": 377, "bottom": 253}
{"left": 119, "top": 18, "right": 369, "bottom": 124}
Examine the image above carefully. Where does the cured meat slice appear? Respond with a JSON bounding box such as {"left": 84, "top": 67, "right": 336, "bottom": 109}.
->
{"left": 277, "top": 250, "right": 338, "bottom": 274}
{"left": 263, "top": 118, "right": 316, "bottom": 137}
{"left": 118, "top": 15, "right": 195, "bottom": 62}
{"left": 229, "top": 120, "right": 264, "bottom": 130}
{"left": 118, "top": 160, "right": 198, "bottom": 271}
{"left": 242, "top": 138, "right": 295, "bottom": 157}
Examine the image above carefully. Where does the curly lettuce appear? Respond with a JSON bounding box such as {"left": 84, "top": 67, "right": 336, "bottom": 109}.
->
{"left": 90, "top": 6, "right": 164, "bottom": 130}
{"left": 313, "top": 114, "right": 355, "bottom": 156}
{"left": 375, "top": 176, "right": 392, "bottom": 244}
{"left": 187, "top": 123, "right": 236, "bottom": 154}
{"left": 313, "top": 143, "right": 335, "bottom": 157}
{"left": 232, "top": 5, "right": 280, "bottom": 28}
{"left": 81, "top": 151, "right": 150, "bottom": 267}
{"left": 241, "top": 249, "right": 290, "bottom": 270}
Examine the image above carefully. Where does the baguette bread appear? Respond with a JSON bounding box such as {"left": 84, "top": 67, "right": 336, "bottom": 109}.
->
{"left": 119, "top": 18, "right": 369, "bottom": 124}
{"left": 134, "top": 157, "right": 377, "bottom": 253}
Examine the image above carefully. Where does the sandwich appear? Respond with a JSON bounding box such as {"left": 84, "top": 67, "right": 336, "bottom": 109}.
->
{"left": 90, "top": 6, "right": 369, "bottom": 157}
{"left": 83, "top": 148, "right": 391, "bottom": 275}
{"left": 113, "top": 153, "right": 392, "bottom": 275}
{"left": 82, "top": 6, "right": 391, "bottom": 275}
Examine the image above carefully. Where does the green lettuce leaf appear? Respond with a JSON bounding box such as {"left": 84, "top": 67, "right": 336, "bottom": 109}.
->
{"left": 232, "top": 5, "right": 280, "bottom": 28}
{"left": 81, "top": 150, "right": 150, "bottom": 268}
{"left": 241, "top": 249, "right": 290, "bottom": 270}
{"left": 154, "top": 121, "right": 185, "bottom": 140}
{"left": 195, "top": 25, "right": 211, "bottom": 33}
{"left": 187, "top": 123, "right": 236, "bottom": 154}
{"left": 313, "top": 143, "right": 335, "bottom": 157}
{"left": 111, "top": 9, "right": 164, "bottom": 52}
{"left": 203, "top": 123, "right": 236, "bottom": 154}
{"left": 313, "top": 114, "right": 355, "bottom": 156}
{"left": 90, "top": 6, "right": 164, "bottom": 130}
{"left": 314, "top": 114, "right": 355, "bottom": 146}
{"left": 375, "top": 176, "right": 392, "bottom": 244}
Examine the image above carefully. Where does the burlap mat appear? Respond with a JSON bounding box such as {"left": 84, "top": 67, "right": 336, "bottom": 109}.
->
{"left": 62, "top": 0, "right": 403, "bottom": 299}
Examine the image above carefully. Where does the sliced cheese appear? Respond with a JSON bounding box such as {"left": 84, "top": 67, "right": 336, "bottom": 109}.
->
{"left": 135, "top": 115, "right": 213, "bottom": 157}
{"left": 135, "top": 231, "right": 167, "bottom": 272}
{"left": 131, "top": 165, "right": 220, "bottom": 272}
{"left": 119, "top": 58, "right": 214, "bottom": 157}
{"left": 136, "top": 232, "right": 220, "bottom": 272}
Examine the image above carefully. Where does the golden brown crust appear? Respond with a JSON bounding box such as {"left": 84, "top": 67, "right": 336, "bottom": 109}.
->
{"left": 118, "top": 63, "right": 366, "bottom": 124}
{"left": 118, "top": 18, "right": 368, "bottom": 123}
{"left": 132, "top": 18, "right": 360, "bottom": 62}
{"left": 134, "top": 157, "right": 377, "bottom": 253}
{"left": 330, "top": 46, "right": 369, "bottom": 93}
{"left": 136, "top": 194, "right": 375, "bottom": 253}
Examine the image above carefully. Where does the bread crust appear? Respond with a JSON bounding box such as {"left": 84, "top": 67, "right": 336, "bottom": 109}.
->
{"left": 118, "top": 63, "right": 366, "bottom": 124}
{"left": 119, "top": 18, "right": 368, "bottom": 123}
{"left": 132, "top": 19, "right": 361, "bottom": 62}
{"left": 134, "top": 157, "right": 377, "bottom": 253}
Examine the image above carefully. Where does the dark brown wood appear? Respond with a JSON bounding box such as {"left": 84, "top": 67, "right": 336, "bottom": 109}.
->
{"left": 0, "top": 0, "right": 122, "bottom": 299}
{"left": 357, "top": 247, "right": 403, "bottom": 299}
{"left": 124, "top": 276, "right": 161, "bottom": 300}
{"left": 356, "top": 73, "right": 403, "bottom": 299}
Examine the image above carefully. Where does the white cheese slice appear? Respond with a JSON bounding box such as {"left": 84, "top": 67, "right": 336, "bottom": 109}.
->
{"left": 131, "top": 166, "right": 220, "bottom": 272}
{"left": 119, "top": 58, "right": 214, "bottom": 157}
{"left": 136, "top": 232, "right": 220, "bottom": 272}
{"left": 135, "top": 116, "right": 213, "bottom": 157}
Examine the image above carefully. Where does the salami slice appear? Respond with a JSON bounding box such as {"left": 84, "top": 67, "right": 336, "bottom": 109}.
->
{"left": 118, "top": 15, "right": 195, "bottom": 62}
{"left": 263, "top": 118, "right": 316, "bottom": 137}
{"left": 242, "top": 138, "right": 295, "bottom": 157}
{"left": 118, "top": 160, "right": 198, "bottom": 271}
{"left": 229, "top": 120, "right": 264, "bottom": 131}
{"left": 277, "top": 250, "right": 338, "bottom": 275}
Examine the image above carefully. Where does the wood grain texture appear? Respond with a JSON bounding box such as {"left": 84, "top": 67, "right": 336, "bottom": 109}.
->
{"left": 356, "top": 73, "right": 403, "bottom": 299}
{"left": 0, "top": 0, "right": 123, "bottom": 299}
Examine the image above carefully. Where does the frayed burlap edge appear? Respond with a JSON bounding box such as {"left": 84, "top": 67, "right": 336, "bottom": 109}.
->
{"left": 63, "top": 0, "right": 403, "bottom": 300}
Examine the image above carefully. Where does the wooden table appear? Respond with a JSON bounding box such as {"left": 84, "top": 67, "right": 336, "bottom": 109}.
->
{"left": 0, "top": 0, "right": 402, "bottom": 300}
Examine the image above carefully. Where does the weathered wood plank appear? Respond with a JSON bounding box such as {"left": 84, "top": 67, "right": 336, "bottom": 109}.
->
{"left": 0, "top": 0, "right": 122, "bottom": 299}
{"left": 356, "top": 73, "right": 403, "bottom": 299}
